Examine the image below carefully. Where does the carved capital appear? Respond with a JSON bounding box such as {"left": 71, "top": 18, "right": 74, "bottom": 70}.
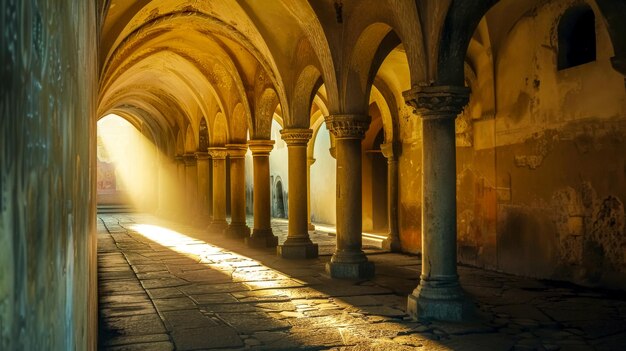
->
{"left": 174, "top": 155, "right": 184, "bottom": 164}
{"left": 226, "top": 144, "right": 248, "bottom": 158}
{"left": 208, "top": 147, "right": 228, "bottom": 159}
{"left": 403, "top": 85, "right": 469, "bottom": 120}
{"left": 183, "top": 153, "right": 197, "bottom": 166}
{"left": 195, "top": 151, "right": 209, "bottom": 160}
{"left": 324, "top": 114, "right": 371, "bottom": 139}
{"left": 248, "top": 139, "right": 274, "bottom": 156}
{"left": 280, "top": 128, "right": 313, "bottom": 146}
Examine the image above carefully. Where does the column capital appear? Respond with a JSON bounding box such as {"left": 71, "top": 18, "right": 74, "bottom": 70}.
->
{"left": 174, "top": 155, "right": 184, "bottom": 163}
{"left": 380, "top": 142, "right": 401, "bottom": 160}
{"left": 280, "top": 128, "right": 313, "bottom": 146}
{"left": 403, "top": 85, "right": 469, "bottom": 120}
{"left": 307, "top": 157, "right": 316, "bottom": 166}
{"left": 208, "top": 147, "right": 228, "bottom": 159}
{"left": 182, "top": 153, "right": 197, "bottom": 165}
{"left": 195, "top": 151, "right": 210, "bottom": 160}
{"left": 324, "top": 114, "right": 371, "bottom": 139}
{"left": 248, "top": 139, "right": 274, "bottom": 155}
{"left": 225, "top": 144, "right": 248, "bottom": 158}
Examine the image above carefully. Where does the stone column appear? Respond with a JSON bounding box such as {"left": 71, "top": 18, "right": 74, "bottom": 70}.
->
{"left": 195, "top": 152, "right": 211, "bottom": 225}
{"left": 225, "top": 144, "right": 250, "bottom": 238}
{"left": 174, "top": 155, "right": 186, "bottom": 218}
{"left": 324, "top": 114, "right": 374, "bottom": 279}
{"left": 381, "top": 142, "right": 401, "bottom": 252}
{"left": 307, "top": 157, "right": 316, "bottom": 230}
{"left": 277, "top": 129, "right": 318, "bottom": 259}
{"left": 183, "top": 154, "right": 198, "bottom": 220}
{"left": 207, "top": 147, "right": 229, "bottom": 232}
{"left": 246, "top": 140, "right": 278, "bottom": 248}
{"left": 403, "top": 85, "right": 472, "bottom": 321}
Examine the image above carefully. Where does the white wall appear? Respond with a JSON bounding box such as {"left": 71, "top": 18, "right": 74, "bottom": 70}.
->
{"left": 310, "top": 124, "right": 337, "bottom": 225}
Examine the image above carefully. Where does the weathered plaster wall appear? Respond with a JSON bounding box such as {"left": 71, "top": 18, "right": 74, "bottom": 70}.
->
{"left": 310, "top": 124, "right": 337, "bottom": 225}
{"left": 0, "top": 0, "right": 98, "bottom": 349}
{"left": 454, "top": 0, "right": 626, "bottom": 288}
{"left": 397, "top": 104, "right": 423, "bottom": 254}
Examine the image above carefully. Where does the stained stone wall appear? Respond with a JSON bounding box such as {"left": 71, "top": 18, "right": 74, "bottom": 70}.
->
{"left": 450, "top": 0, "right": 626, "bottom": 288}
{"left": 0, "top": 1, "right": 98, "bottom": 349}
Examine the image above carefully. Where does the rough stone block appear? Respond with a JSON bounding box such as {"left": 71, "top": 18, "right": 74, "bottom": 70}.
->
{"left": 277, "top": 243, "right": 319, "bottom": 259}
{"left": 407, "top": 294, "right": 474, "bottom": 322}
{"left": 246, "top": 231, "right": 278, "bottom": 248}
{"left": 325, "top": 260, "right": 375, "bottom": 279}
{"left": 224, "top": 223, "right": 250, "bottom": 239}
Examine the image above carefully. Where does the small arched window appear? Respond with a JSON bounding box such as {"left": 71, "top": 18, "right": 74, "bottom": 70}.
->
{"left": 558, "top": 5, "right": 596, "bottom": 70}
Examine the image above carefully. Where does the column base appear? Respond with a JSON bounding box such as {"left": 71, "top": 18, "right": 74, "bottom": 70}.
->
{"left": 277, "top": 241, "right": 318, "bottom": 259}
{"left": 325, "top": 254, "right": 375, "bottom": 279}
{"left": 382, "top": 236, "right": 402, "bottom": 252}
{"left": 224, "top": 222, "right": 250, "bottom": 238}
{"left": 245, "top": 229, "right": 278, "bottom": 248}
{"left": 206, "top": 220, "right": 228, "bottom": 233}
{"left": 192, "top": 215, "right": 211, "bottom": 227}
{"left": 406, "top": 279, "right": 474, "bottom": 322}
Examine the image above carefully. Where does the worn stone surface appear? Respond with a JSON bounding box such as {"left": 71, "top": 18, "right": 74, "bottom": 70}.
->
{"left": 98, "top": 214, "right": 625, "bottom": 350}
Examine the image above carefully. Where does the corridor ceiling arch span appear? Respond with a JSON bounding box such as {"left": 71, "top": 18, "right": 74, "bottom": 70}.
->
{"left": 99, "top": 50, "right": 229, "bottom": 139}
{"left": 101, "top": 90, "right": 185, "bottom": 142}
{"left": 100, "top": 3, "right": 291, "bottom": 119}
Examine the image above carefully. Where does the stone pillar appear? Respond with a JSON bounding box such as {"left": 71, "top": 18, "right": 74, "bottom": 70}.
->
{"left": 246, "top": 140, "right": 279, "bottom": 248}
{"left": 381, "top": 142, "right": 401, "bottom": 252}
{"left": 277, "top": 129, "right": 319, "bottom": 259}
{"left": 174, "top": 155, "right": 186, "bottom": 218}
{"left": 403, "top": 85, "right": 472, "bottom": 321}
{"left": 183, "top": 154, "right": 198, "bottom": 220}
{"left": 324, "top": 114, "right": 374, "bottom": 279}
{"left": 207, "top": 147, "right": 229, "bottom": 232}
{"left": 307, "top": 157, "right": 316, "bottom": 231}
{"left": 195, "top": 152, "right": 211, "bottom": 224}
{"left": 225, "top": 144, "right": 250, "bottom": 238}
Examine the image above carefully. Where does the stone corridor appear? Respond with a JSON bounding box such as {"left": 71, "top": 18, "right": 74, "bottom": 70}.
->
{"left": 98, "top": 214, "right": 626, "bottom": 351}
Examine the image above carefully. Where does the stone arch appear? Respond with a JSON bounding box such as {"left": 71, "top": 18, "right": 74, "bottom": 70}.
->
{"left": 557, "top": 3, "right": 597, "bottom": 70}
{"left": 289, "top": 65, "right": 323, "bottom": 129}
{"left": 272, "top": 176, "right": 287, "bottom": 219}
{"left": 251, "top": 88, "right": 280, "bottom": 140}
{"left": 230, "top": 103, "right": 248, "bottom": 144}
{"left": 343, "top": 22, "right": 402, "bottom": 114}
{"left": 199, "top": 117, "right": 209, "bottom": 152}
{"left": 212, "top": 112, "right": 229, "bottom": 146}
{"left": 184, "top": 124, "right": 196, "bottom": 153}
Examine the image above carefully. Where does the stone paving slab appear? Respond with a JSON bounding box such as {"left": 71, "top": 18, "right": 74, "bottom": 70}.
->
{"left": 98, "top": 213, "right": 626, "bottom": 350}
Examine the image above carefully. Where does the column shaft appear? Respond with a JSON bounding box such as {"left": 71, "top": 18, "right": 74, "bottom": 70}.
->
{"left": 403, "top": 85, "right": 472, "bottom": 321}
{"left": 225, "top": 144, "right": 250, "bottom": 238}
{"left": 306, "top": 157, "right": 316, "bottom": 230}
{"left": 183, "top": 154, "right": 198, "bottom": 221}
{"left": 381, "top": 142, "right": 401, "bottom": 252}
{"left": 246, "top": 140, "right": 278, "bottom": 248}
{"left": 207, "top": 148, "right": 228, "bottom": 232}
{"left": 195, "top": 152, "right": 210, "bottom": 225}
{"left": 278, "top": 129, "right": 318, "bottom": 258}
{"left": 324, "top": 114, "right": 374, "bottom": 278}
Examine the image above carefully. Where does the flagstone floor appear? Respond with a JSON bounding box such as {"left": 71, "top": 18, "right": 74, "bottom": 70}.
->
{"left": 98, "top": 213, "right": 626, "bottom": 351}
